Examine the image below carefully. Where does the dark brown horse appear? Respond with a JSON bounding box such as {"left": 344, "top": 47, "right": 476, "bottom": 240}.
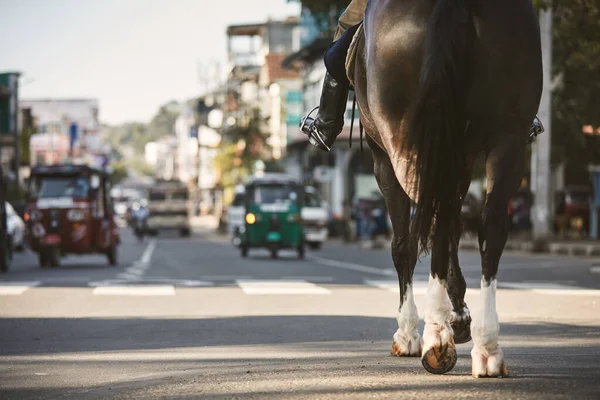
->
{"left": 353, "top": 0, "right": 542, "bottom": 376}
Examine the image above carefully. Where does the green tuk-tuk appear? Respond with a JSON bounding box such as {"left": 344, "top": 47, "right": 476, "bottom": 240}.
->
{"left": 239, "top": 174, "right": 305, "bottom": 259}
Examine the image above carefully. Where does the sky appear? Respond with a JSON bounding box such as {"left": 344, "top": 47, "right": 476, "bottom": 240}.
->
{"left": 0, "top": 0, "right": 301, "bottom": 125}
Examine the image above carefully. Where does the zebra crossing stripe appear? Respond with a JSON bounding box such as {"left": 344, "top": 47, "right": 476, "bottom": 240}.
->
{"left": 92, "top": 285, "right": 175, "bottom": 296}
{"left": 365, "top": 280, "right": 429, "bottom": 295}
{"left": 236, "top": 280, "right": 330, "bottom": 295}
{"left": 0, "top": 281, "right": 41, "bottom": 295}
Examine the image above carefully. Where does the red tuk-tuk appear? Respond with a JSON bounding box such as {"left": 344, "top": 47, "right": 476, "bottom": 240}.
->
{"left": 25, "top": 164, "right": 120, "bottom": 268}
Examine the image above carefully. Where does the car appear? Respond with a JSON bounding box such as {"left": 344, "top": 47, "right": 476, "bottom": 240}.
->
{"left": 6, "top": 201, "right": 25, "bottom": 252}
{"left": 461, "top": 193, "right": 482, "bottom": 235}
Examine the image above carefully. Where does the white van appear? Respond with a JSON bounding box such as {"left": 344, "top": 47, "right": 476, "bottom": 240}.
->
{"left": 146, "top": 181, "right": 191, "bottom": 237}
{"left": 226, "top": 184, "right": 329, "bottom": 249}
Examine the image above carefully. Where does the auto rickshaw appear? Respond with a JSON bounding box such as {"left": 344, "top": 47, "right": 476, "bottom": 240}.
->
{"left": 25, "top": 164, "right": 120, "bottom": 268}
{"left": 238, "top": 174, "right": 305, "bottom": 259}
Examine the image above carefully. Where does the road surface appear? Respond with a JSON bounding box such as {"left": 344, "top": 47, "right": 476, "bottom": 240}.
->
{"left": 1, "top": 228, "right": 599, "bottom": 399}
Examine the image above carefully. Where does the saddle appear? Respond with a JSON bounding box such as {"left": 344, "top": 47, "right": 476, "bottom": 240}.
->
{"left": 323, "top": 21, "right": 364, "bottom": 90}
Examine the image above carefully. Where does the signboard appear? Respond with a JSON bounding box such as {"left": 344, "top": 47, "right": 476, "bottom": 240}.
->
{"left": 0, "top": 72, "right": 19, "bottom": 137}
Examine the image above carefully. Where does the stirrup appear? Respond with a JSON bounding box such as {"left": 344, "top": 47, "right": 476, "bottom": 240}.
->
{"left": 299, "top": 106, "right": 332, "bottom": 151}
{"left": 299, "top": 106, "right": 319, "bottom": 132}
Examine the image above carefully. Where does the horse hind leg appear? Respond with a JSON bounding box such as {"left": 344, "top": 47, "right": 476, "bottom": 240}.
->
{"left": 370, "top": 138, "right": 421, "bottom": 357}
{"left": 421, "top": 234, "right": 458, "bottom": 374}
{"left": 471, "top": 140, "right": 525, "bottom": 378}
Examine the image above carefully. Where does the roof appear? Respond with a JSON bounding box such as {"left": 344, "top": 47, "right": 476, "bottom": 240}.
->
{"left": 262, "top": 53, "right": 300, "bottom": 82}
{"left": 246, "top": 173, "right": 302, "bottom": 186}
{"left": 226, "top": 23, "right": 264, "bottom": 37}
{"left": 31, "top": 164, "right": 108, "bottom": 177}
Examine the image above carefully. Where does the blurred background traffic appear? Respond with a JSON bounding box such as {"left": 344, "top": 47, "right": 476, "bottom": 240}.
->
{"left": 1, "top": 0, "right": 599, "bottom": 257}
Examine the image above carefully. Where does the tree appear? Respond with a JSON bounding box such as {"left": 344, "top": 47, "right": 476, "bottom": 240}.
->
{"left": 147, "top": 101, "right": 180, "bottom": 141}
{"left": 110, "top": 161, "right": 129, "bottom": 185}
{"left": 549, "top": 0, "right": 600, "bottom": 184}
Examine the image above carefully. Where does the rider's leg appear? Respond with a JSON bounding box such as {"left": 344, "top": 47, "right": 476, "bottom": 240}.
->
{"left": 299, "top": 0, "right": 367, "bottom": 152}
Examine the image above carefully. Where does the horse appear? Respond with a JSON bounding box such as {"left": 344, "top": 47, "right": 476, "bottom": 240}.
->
{"left": 352, "top": 0, "right": 543, "bottom": 376}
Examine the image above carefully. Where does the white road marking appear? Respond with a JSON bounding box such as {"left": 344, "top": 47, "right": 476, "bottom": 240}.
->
{"left": 126, "top": 268, "right": 144, "bottom": 276}
{"left": 93, "top": 285, "right": 175, "bottom": 296}
{"left": 366, "top": 280, "right": 428, "bottom": 295}
{"left": 590, "top": 266, "right": 600, "bottom": 274}
{"left": 279, "top": 276, "right": 335, "bottom": 282}
{"left": 117, "top": 240, "right": 156, "bottom": 281}
{"left": 308, "top": 256, "right": 395, "bottom": 277}
{"left": 200, "top": 276, "right": 254, "bottom": 281}
{"left": 88, "top": 278, "right": 212, "bottom": 287}
{"left": 236, "top": 280, "right": 330, "bottom": 295}
{"left": 532, "top": 288, "right": 600, "bottom": 296}
{"left": 0, "top": 281, "right": 41, "bottom": 295}
{"left": 116, "top": 272, "right": 142, "bottom": 280}
{"left": 140, "top": 240, "right": 156, "bottom": 264}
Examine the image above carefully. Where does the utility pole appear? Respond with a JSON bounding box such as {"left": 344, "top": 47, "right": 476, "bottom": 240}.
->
{"left": 531, "top": 5, "right": 553, "bottom": 245}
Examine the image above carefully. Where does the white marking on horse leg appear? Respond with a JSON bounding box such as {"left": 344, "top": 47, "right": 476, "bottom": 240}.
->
{"left": 422, "top": 275, "right": 454, "bottom": 355}
{"left": 471, "top": 278, "right": 507, "bottom": 377}
{"left": 391, "top": 284, "right": 422, "bottom": 356}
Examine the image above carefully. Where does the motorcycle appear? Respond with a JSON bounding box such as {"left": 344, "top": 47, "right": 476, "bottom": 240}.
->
{"left": 131, "top": 203, "right": 148, "bottom": 242}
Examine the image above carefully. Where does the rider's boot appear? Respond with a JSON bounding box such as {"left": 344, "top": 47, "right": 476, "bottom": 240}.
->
{"left": 299, "top": 72, "right": 350, "bottom": 152}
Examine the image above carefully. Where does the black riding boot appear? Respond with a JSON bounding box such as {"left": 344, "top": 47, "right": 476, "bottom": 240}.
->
{"left": 299, "top": 72, "right": 350, "bottom": 152}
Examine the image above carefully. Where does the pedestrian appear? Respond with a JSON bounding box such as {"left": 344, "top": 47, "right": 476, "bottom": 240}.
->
{"left": 342, "top": 199, "right": 352, "bottom": 242}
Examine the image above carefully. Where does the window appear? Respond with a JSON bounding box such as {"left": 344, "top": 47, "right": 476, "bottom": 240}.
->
{"left": 29, "top": 176, "right": 89, "bottom": 199}
{"left": 149, "top": 192, "right": 167, "bottom": 201}
{"left": 254, "top": 186, "right": 298, "bottom": 205}
{"left": 171, "top": 191, "right": 188, "bottom": 201}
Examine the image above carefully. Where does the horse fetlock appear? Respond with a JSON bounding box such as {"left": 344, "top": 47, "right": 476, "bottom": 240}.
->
{"left": 471, "top": 344, "right": 508, "bottom": 378}
{"left": 391, "top": 329, "right": 422, "bottom": 357}
{"left": 450, "top": 307, "right": 472, "bottom": 344}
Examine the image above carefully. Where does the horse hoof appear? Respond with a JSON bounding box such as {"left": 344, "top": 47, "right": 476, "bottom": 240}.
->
{"left": 451, "top": 308, "right": 472, "bottom": 344}
{"left": 421, "top": 342, "right": 458, "bottom": 374}
{"left": 451, "top": 320, "right": 472, "bottom": 344}
{"left": 391, "top": 341, "right": 421, "bottom": 357}
{"left": 473, "top": 361, "right": 509, "bottom": 378}
{"left": 472, "top": 350, "right": 508, "bottom": 378}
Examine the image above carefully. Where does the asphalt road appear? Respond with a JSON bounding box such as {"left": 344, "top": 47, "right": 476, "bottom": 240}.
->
{"left": 1, "top": 228, "right": 600, "bottom": 399}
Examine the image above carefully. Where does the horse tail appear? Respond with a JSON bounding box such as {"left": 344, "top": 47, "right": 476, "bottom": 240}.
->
{"left": 404, "top": 0, "right": 473, "bottom": 265}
